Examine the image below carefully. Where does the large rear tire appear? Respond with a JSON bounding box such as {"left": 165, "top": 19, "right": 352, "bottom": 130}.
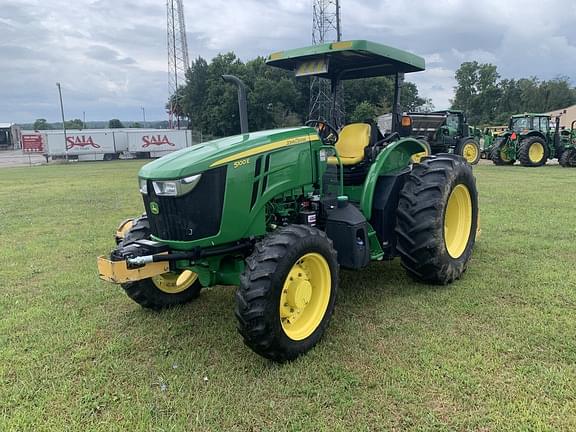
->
{"left": 396, "top": 154, "right": 478, "bottom": 285}
{"left": 235, "top": 225, "right": 338, "bottom": 362}
{"left": 456, "top": 138, "right": 480, "bottom": 165}
{"left": 518, "top": 136, "right": 548, "bottom": 167}
{"left": 117, "top": 215, "right": 202, "bottom": 310}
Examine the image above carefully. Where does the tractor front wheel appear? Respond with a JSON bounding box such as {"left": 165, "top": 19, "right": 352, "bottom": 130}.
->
{"left": 396, "top": 154, "right": 478, "bottom": 284}
{"left": 235, "top": 225, "right": 338, "bottom": 362}
{"left": 490, "top": 139, "right": 515, "bottom": 165}
{"left": 456, "top": 138, "right": 480, "bottom": 165}
{"left": 117, "top": 215, "right": 202, "bottom": 310}
{"left": 518, "top": 137, "right": 548, "bottom": 167}
{"left": 559, "top": 148, "right": 576, "bottom": 167}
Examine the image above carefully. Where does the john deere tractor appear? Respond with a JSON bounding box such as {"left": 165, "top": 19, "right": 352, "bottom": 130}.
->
{"left": 98, "top": 40, "right": 479, "bottom": 361}
{"left": 490, "top": 113, "right": 565, "bottom": 167}
{"left": 398, "top": 110, "right": 481, "bottom": 165}
{"left": 559, "top": 120, "right": 576, "bottom": 167}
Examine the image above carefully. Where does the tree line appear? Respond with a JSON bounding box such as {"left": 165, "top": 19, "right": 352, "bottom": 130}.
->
{"left": 451, "top": 61, "right": 576, "bottom": 126}
{"left": 29, "top": 118, "right": 164, "bottom": 130}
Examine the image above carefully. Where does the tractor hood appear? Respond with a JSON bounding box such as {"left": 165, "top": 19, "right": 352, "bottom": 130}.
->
{"left": 139, "top": 126, "right": 316, "bottom": 180}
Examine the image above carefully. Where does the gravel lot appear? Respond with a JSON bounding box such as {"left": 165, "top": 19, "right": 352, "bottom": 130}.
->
{"left": 0, "top": 150, "right": 45, "bottom": 168}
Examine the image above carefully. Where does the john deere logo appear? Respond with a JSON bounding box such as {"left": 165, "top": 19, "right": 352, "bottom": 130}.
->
{"left": 150, "top": 202, "right": 160, "bottom": 215}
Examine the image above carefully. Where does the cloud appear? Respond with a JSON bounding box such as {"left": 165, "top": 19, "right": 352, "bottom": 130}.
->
{"left": 0, "top": 0, "right": 574, "bottom": 123}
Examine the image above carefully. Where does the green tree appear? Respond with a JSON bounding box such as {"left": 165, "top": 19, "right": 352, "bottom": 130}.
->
{"left": 65, "top": 119, "right": 84, "bottom": 129}
{"left": 108, "top": 119, "right": 124, "bottom": 128}
{"left": 452, "top": 61, "right": 500, "bottom": 124}
{"left": 33, "top": 119, "right": 52, "bottom": 130}
{"left": 132, "top": 122, "right": 143, "bottom": 128}
{"left": 349, "top": 101, "right": 380, "bottom": 123}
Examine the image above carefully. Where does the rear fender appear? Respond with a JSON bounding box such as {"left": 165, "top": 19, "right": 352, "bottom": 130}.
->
{"left": 360, "top": 138, "right": 426, "bottom": 220}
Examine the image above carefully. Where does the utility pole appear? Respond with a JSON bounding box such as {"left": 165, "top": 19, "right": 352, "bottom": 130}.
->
{"left": 141, "top": 107, "right": 147, "bottom": 127}
{"left": 56, "top": 82, "right": 68, "bottom": 161}
{"left": 310, "top": 0, "right": 344, "bottom": 127}
{"left": 82, "top": 111, "right": 86, "bottom": 129}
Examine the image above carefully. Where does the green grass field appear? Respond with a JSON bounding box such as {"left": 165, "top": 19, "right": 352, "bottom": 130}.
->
{"left": 1, "top": 161, "right": 575, "bottom": 431}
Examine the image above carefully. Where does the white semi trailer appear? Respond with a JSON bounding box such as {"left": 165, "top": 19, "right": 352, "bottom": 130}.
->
{"left": 41, "top": 129, "right": 193, "bottom": 161}
{"left": 126, "top": 129, "right": 192, "bottom": 158}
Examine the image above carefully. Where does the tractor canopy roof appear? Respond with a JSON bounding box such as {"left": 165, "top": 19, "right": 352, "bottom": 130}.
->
{"left": 511, "top": 113, "right": 550, "bottom": 119}
{"left": 433, "top": 110, "right": 464, "bottom": 115}
{"left": 266, "top": 40, "right": 425, "bottom": 80}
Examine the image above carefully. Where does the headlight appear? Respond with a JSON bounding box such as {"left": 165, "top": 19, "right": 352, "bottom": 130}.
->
{"left": 152, "top": 174, "right": 202, "bottom": 197}
{"left": 139, "top": 178, "right": 148, "bottom": 195}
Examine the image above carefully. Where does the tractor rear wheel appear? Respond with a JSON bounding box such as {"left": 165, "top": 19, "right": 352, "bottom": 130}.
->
{"left": 559, "top": 148, "right": 576, "bottom": 167}
{"left": 396, "top": 154, "right": 478, "bottom": 285}
{"left": 117, "top": 215, "right": 202, "bottom": 310}
{"left": 411, "top": 139, "right": 431, "bottom": 164}
{"left": 518, "top": 136, "right": 548, "bottom": 167}
{"left": 235, "top": 225, "right": 338, "bottom": 362}
{"left": 490, "top": 139, "right": 515, "bottom": 165}
{"left": 456, "top": 138, "right": 480, "bottom": 165}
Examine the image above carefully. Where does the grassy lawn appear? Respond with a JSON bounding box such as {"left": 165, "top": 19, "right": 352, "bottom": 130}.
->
{"left": 1, "top": 161, "right": 576, "bottom": 431}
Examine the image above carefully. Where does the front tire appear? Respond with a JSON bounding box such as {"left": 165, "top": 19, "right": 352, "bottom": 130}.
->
{"left": 235, "top": 225, "right": 338, "bottom": 362}
{"left": 559, "top": 148, "right": 576, "bottom": 167}
{"left": 396, "top": 154, "right": 478, "bottom": 285}
{"left": 456, "top": 138, "right": 481, "bottom": 165}
{"left": 518, "top": 136, "right": 548, "bottom": 167}
{"left": 490, "top": 138, "right": 515, "bottom": 165}
{"left": 116, "top": 215, "right": 202, "bottom": 310}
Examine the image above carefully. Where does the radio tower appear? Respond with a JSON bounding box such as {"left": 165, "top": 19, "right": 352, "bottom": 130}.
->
{"left": 309, "top": 0, "right": 344, "bottom": 126}
{"left": 167, "top": 0, "right": 190, "bottom": 129}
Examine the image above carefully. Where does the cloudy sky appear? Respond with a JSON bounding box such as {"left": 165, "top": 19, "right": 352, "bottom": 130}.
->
{"left": 1, "top": 0, "right": 575, "bottom": 123}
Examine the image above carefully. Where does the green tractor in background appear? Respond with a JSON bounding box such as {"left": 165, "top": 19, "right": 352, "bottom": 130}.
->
{"left": 559, "top": 120, "right": 576, "bottom": 167}
{"left": 97, "top": 40, "right": 479, "bottom": 362}
{"left": 397, "top": 110, "right": 481, "bottom": 165}
{"left": 490, "top": 113, "right": 566, "bottom": 167}
{"left": 478, "top": 125, "right": 508, "bottom": 159}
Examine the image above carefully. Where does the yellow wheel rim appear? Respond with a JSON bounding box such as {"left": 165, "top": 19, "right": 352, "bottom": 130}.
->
{"left": 280, "top": 253, "right": 331, "bottom": 341}
{"left": 411, "top": 146, "right": 430, "bottom": 164}
{"left": 462, "top": 143, "right": 478, "bottom": 163}
{"left": 115, "top": 219, "right": 133, "bottom": 240}
{"left": 152, "top": 271, "right": 198, "bottom": 294}
{"left": 500, "top": 150, "right": 511, "bottom": 162}
{"left": 444, "top": 184, "right": 473, "bottom": 259}
{"left": 528, "top": 142, "right": 544, "bottom": 163}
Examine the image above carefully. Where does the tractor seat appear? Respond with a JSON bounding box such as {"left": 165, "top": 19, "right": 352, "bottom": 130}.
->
{"left": 327, "top": 123, "right": 372, "bottom": 166}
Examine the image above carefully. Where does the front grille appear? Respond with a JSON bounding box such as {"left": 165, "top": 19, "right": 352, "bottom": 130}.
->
{"left": 143, "top": 166, "right": 227, "bottom": 241}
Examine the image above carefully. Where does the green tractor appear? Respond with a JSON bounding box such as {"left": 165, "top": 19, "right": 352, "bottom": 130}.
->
{"left": 98, "top": 40, "right": 479, "bottom": 361}
{"left": 490, "top": 113, "right": 565, "bottom": 167}
{"left": 398, "top": 110, "right": 481, "bottom": 165}
{"left": 559, "top": 120, "right": 576, "bottom": 167}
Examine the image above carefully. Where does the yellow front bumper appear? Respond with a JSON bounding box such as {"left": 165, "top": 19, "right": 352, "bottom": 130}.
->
{"left": 97, "top": 256, "right": 170, "bottom": 284}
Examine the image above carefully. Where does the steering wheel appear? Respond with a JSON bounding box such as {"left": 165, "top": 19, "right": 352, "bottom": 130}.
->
{"left": 305, "top": 120, "right": 339, "bottom": 146}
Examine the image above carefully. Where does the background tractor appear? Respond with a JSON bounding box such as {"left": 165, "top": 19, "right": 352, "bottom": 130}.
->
{"left": 490, "top": 113, "right": 566, "bottom": 167}
{"left": 559, "top": 120, "right": 576, "bottom": 167}
{"left": 97, "top": 40, "right": 479, "bottom": 362}
{"left": 397, "top": 110, "right": 481, "bottom": 165}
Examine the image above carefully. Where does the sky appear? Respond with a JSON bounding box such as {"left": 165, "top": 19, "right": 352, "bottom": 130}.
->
{"left": 1, "top": 0, "right": 575, "bottom": 123}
